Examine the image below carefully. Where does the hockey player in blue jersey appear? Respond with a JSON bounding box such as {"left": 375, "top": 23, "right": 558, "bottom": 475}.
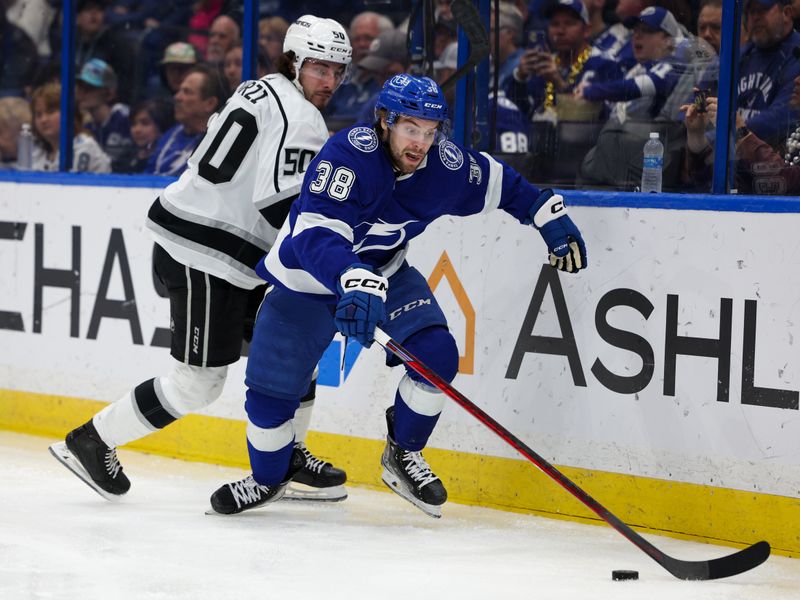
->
{"left": 209, "top": 74, "right": 587, "bottom": 518}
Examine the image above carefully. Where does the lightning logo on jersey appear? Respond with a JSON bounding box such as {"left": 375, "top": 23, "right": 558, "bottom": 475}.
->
{"left": 353, "top": 219, "right": 418, "bottom": 253}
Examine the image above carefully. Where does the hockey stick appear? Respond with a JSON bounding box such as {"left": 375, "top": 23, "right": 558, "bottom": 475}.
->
{"left": 372, "top": 326, "right": 770, "bottom": 581}
{"left": 440, "top": 0, "right": 489, "bottom": 92}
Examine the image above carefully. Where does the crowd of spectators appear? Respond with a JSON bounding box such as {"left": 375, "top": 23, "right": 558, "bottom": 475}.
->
{"left": 0, "top": 0, "right": 799, "bottom": 196}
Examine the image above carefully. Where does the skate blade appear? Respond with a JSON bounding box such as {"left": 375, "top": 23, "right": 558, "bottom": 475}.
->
{"left": 381, "top": 468, "right": 442, "bottom": 519}
{"left": 48, "top": 442, "right": 123, "bottom": 502}
{"left": 282, "top": 482, "right": 348, "bottom": 502}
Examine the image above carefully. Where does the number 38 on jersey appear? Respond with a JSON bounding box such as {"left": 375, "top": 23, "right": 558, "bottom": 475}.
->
{"left": 309, "top": 161, "right": 356, "bottom": 201}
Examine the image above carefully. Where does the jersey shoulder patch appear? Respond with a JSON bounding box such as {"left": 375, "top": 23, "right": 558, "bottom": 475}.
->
{"left": 347, "top": 126, "right": 379, "bottom": 153}
{"left": 438, "top": 140, "right": 464, "bottom": 171}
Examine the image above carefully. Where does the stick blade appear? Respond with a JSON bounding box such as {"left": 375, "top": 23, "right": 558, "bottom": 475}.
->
{"left": 661, "top": 540, "right": 771, "bottom": 581}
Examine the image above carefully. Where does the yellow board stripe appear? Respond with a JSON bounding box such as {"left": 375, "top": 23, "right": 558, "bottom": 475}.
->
{"left": 2, "top": 388, "right": 797, "bottom": 557}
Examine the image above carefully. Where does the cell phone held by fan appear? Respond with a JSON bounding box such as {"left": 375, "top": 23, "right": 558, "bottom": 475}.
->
{"left": 693, "top": 88, "right": 709, "bottom": 113}
{"left": 526, "top": 30, "right": 549, "bottom": 53}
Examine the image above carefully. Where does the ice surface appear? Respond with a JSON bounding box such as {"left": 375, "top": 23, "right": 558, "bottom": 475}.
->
{"left": 1, "top": 431, "right": 797, "bottom": 600}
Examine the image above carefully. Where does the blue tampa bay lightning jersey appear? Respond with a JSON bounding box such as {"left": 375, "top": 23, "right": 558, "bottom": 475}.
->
{"left": 258, "top": 124, "right": 543, "bottom": 301}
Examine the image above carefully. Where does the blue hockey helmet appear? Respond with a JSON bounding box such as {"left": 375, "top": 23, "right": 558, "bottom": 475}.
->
{"left": 374, "top": 74, "right": 449, "bottom": 127}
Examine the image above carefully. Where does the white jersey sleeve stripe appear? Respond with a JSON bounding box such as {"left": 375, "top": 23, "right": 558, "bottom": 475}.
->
{"left": 293, "top": 212, "right": 354, "bottom": 242}
{"left": 254, "top": 183, "right": 302, "bottom": 210}
{"left": 478, "top": 152, "right": 504, "bottom": 214}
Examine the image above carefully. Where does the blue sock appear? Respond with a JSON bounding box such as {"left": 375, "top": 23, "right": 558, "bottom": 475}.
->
{"left": 248, "top": 439, "right": 294, "bottom": 487}
{"left": 392, "top": 393, "right": 441, "bottom": 452}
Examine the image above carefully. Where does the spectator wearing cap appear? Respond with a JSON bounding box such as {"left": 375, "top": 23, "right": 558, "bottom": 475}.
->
{"left": 576, "top": 7, "right": 683, "bottom": 122}
{"left": 145, "top": 64, "right": 225, "bottom": 176}
{"left": 738, "top": 0, "right": 800, "bottom": 146}
{"left": 490, "top": 3, "right": 525, "bottom": 93}
{"left": 590, "top": 0, "right": 655, "bottom": 72}
{"left": 508, "top": 0, "right": 621, "bottom": 121}
{"left": 158, "top": 42, "right": 198, "bottom": 96}
{"left": 354, "top": 29, "right": 410, "bottom": 124}
{"left": 75, "top": 59, "right": 133, "bottom": 166}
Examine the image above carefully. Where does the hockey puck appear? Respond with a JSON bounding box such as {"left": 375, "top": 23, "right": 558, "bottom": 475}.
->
{"left": 612, "top": 570, "right": 639, "bottom": 581}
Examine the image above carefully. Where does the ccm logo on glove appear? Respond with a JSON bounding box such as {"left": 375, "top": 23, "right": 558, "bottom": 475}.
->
{"left": 343, "top": 277, "right": 388, "bottom": 293}
{"left": 339, "top": 267, "right": 388, "bottom": 300}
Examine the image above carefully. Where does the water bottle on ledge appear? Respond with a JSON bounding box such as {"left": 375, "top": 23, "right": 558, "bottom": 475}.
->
{"left": 17, "top": 123, "right": 33, "bottom": 170}
{"left": 641, "top": 132, "right": 663, "bottom": 193}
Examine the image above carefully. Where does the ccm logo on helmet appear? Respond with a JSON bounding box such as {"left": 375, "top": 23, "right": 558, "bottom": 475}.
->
{"left": 344, "top": 278, "right": 388, "bottom": 292}
{"left": 424, "top": 102, "right": 443, "bottom": 109}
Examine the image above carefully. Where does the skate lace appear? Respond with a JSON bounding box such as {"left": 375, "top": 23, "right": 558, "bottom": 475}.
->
{"left": 400, "top": 451, "right": 439, "bottom": 488}
{"left": 229, "top": 476, "right": 268, "bottom": 509}
{"left": 104, "top": 448, "right": 122, "bottom": 478}
{"left": 297, "top": 443, "right": 326, "bottom": 474}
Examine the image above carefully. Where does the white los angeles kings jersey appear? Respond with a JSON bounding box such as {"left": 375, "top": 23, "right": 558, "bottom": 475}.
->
{"left": 146, "top": 74, "right": 329, "bottom": 289}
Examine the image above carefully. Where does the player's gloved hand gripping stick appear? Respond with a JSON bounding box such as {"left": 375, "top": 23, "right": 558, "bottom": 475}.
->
{"left": 334, "top": 264, "right": 388, "bottom": 348}
{"left": 529, "top": 189, "right": 587, "bottom": 273}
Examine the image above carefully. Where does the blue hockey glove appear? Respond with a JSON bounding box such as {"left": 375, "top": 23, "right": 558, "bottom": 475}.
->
{"left": 530, "top": 189, "right": 587, "bottom": 273}
{"left": 334, "top": 264, "right": 388, "bottom": 348}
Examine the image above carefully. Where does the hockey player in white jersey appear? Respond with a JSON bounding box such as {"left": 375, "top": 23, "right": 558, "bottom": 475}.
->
{"left": 49, "top": 15, "right": 353, "bottom": 503}
{"left": 208, "top": 74, "right": 587, "bottom": 517}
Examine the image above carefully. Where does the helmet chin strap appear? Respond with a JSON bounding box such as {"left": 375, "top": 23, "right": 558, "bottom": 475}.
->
{"left": 290, "top": 61, "right": 306, "bottom": 96}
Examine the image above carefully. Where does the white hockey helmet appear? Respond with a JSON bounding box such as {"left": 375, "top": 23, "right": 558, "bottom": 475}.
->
{"left": 283, "top": 15, "right": 352, "bottom": 83}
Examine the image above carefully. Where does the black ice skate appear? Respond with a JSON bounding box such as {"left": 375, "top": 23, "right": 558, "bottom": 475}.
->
{"left": 49, "top": 420, "right": 131, "bottom": 501}
{"left": 283, "top": 442, "right": 348, "bottom": 502}
{"left": 208, "top": 447, "right": 305, "bottom": 515}
{"left": 380, "top": 407, "right": 447, "bottom": 518}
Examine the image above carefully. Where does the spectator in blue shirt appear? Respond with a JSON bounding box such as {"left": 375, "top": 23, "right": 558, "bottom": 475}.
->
{"left": 146, "top": 64, "right": 225, "bottom": 176}
{"left": 507, "top": 0, "right": 622, "bottom": 121}
{"left": 576, "top": 7, "right": 684, "bottom": 122}
{"left": 738, "top": 0, "right": 800, "bottom": 146}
